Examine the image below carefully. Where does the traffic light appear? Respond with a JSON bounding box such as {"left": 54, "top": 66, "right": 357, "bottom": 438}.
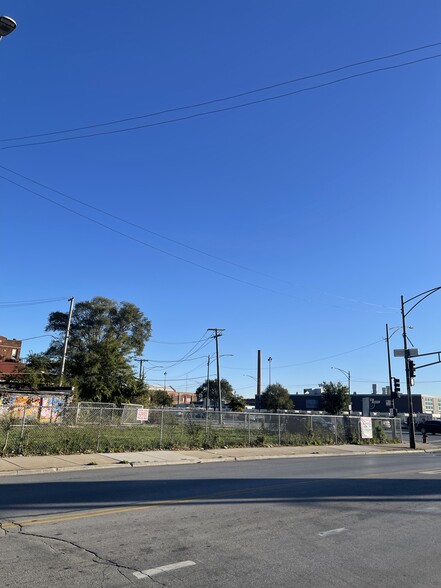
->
{"left": 392, "top": 378, "right": 401, "bottom": 399}
{"left": 408, "top": 360, "right": 416, "bottom": 379}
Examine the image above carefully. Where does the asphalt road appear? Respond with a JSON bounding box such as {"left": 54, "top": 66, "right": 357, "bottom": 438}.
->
{"left": 2, "top": 453, "right": 441, "bottom": 587}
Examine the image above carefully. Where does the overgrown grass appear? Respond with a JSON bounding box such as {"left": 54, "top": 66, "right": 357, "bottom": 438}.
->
{"left": 0, "top": 420, "right": 398, "bottom": 457}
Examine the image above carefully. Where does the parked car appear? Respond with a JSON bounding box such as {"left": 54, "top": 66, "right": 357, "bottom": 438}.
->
{"left": 416, "top": 420, "right": 441, "bottom": 435}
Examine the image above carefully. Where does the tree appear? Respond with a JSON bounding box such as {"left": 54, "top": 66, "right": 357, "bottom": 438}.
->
{"left": 195, "top": 378, "right": 234, "bottom": 407}
{"left": 45, "top": 297, "right": 151, "bottom": 403}
{"left": 261, "top": 383, "right": 293, "bottom": 412}
{"left": 4, "top": 353, "right": 59, "bottom": 390}
{"left": 320, "top": 381, "right": 350, "bottom": 415}
{"left": 228, "top": 394, "right": 246, "bottom": 412}
{"left": 150, "top": 389, "right": 173, "bottom": 407}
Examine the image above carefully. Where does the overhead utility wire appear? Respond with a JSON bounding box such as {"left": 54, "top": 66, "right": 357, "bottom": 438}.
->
{"left": 0, "top": 174, "right": 297, "bottom": 299}
{"left": 164, "top": 337, "right": 214, "bottom": 371}
{"left": 228, "top": 339, "right": 384, "bottom": 371}
{"left": 1, "top": 53, "right": 440, "bottom": 151}
{"left": 0, "top": 164, "right": 289, "bottom": 285}
{"left": 0, "top": 297, "right": 68, "bottom": 307}
{"left": 1, "top": 41, "right": 440, "bottom": 144}
{"left": 0, "top": 166, "right": 403, "bottom": 314}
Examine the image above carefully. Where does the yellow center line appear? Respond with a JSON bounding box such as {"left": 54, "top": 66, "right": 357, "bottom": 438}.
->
{"left": 1, "top": 480, "right": 314, "bottom": 529}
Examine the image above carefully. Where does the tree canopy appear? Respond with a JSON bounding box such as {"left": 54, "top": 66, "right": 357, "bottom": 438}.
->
{"left": 45, "top": 297, "right": 151, "bottom": 403}
{"left": 5, "top": 352, "right": 59, "bottom": 390}
{"left": 149, "top": 389, "right": 174, "bottom": 407}
{"left": 260, "top": 383, "right": 293, "bottom": 412}
{"left": 228, "top": 394, "right": 247, "bottom": 412}
{"left": 195, "top": 378, "right": 234, "bottom": 407}
{"left": 320, "top": 381, "right": 350, "bottom": 415}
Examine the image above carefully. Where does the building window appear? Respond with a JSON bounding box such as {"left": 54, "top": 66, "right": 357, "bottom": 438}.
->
{"left": 424, "top": 398, "right": 434, "bottom": 411}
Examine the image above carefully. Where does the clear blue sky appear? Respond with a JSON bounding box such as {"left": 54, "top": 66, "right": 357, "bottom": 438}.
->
{"left": 1, "top": 1, "right": 440, "bottom": 398}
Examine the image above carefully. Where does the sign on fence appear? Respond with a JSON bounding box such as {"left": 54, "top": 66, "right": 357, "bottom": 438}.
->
{"left": 360, "top": 416, "right": 373, "bottom": 439}
{"left": 136, "top": 408, "right": 150, "bottom": 422}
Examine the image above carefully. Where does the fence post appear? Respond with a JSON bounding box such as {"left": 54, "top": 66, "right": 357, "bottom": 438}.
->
{"left": 278, "top": 414, "right": 281, "bottom": 446}
{"left": 160, "top": 410, "right": 164, "bottom": 449}
{"left": 96, "top": 408, "right": 103, "bottom": 452}
{"left": 248, "top": 413, "right": 251, "bottom": 446}
{"left": 334, "top": 417, "right": 338, "bottom": 445}
{"left": 19, "top": 406, "right": 27, "bottom": 453}
{"left": 75, "top": 403, "right": 80, "bottom": 426}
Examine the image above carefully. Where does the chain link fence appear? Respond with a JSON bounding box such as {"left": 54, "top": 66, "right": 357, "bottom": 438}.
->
{"left": 0, "top": 405, "right": 402, "bottom": 456}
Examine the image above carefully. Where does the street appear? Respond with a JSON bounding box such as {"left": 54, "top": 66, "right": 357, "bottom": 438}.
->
{"left": 1, "top": 453, "right": 441, "bottom": 587}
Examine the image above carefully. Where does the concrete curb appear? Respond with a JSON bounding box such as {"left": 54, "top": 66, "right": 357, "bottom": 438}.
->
{"left": 0, "top": 446, "right": 439, "bottom": 477}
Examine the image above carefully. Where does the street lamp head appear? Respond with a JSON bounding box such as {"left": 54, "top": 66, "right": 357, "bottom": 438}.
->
{"left": 0, "top": 16, "right": 16, "bottom": 38}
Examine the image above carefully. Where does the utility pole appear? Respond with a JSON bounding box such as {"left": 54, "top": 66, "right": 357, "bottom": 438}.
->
{"left": 59, "top": 297, "right": 74, "bottom": 387}
{"left": 208, "top": 328, "right": 224, "bottom": 420}
{"left": 206, "top": 355, "right": 211, "bottom": 410}
{"left": 134, "top": 358, "right": 148, "bottom": 381}
{"left": 385, "top": 324, "right": 395, "bottom": 416}
{"left": 268, "top": 356, "right": 273, "bottom": 387}
{"left": 256, "top": 350, "right": 262, "bottom": 410}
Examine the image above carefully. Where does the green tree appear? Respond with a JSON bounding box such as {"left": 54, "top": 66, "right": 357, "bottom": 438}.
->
{"left": 228, "top": 394, "right": 246, "bottom": 412}
{"left": 5, "top": 352, "right": 59, "bottom": 390}
{"left": 261, "top": 383, "right": 293, "bottom": 412}
{"left": 45, "top": 297, "right": 151, "bottom": 403}
{"left": 150, "top": 389, "right": 173, "bottom": 407}
{"left": 320, "top": 381, "right": 350, "bottom": 415}
{"left": 195, "top": 378, "right": 234, "bottom": 407}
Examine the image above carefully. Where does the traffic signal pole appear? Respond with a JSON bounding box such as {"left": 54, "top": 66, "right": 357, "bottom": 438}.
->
{"left": 401, "top": 295, "right": 416, "bottom": 449}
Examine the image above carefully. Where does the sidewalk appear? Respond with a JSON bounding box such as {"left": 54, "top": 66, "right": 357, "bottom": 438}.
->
{"left": 0, "top": 442, "right": 439, "bottom": 477}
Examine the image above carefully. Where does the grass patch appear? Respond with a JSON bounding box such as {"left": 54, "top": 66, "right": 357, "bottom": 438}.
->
{"left": 0, "top": 418, "right": 400, "bottom": 457}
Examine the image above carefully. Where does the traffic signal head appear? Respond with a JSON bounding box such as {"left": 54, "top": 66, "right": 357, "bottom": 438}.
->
{"left": 392, "top": 378, "right": 401, "bottom": 399}
{"left": 408, "top": 360, "right": 416, "bottom": 379}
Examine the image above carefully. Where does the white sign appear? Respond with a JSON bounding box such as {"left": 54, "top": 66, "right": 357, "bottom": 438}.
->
{"left": 360, "top": 417, "right": 373, "bottom": 439}
{"left": 136, "top": 408, "right": 150, "bottom": 422}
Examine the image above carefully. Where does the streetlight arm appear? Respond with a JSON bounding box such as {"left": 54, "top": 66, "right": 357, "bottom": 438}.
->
{"left": 404, "top": 286, "right": 441, "bottom": 316}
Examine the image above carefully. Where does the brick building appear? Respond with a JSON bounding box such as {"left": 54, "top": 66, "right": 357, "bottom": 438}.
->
{"left": 0, "top": 335, "right": 22, "bottom": 362}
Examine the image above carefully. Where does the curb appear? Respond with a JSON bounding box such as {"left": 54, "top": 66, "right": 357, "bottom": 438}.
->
{"left": 1, "top": 446, "right": 440, "bottom": 477}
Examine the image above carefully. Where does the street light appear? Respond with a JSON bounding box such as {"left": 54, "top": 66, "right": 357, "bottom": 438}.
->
{"left": 331, "top": 367, "right": 351, "bottom": 395}
{"left": 163, "top": 371, "right": 167, "bottom": 391}
{"left": 401, "top": 286, "right": 441, "bottom": 449}
{"left": 0, "top": 16, "right": 16, "bottom": 39}
{"left": 268, "top": 357, "right": 273, "bottom": 387}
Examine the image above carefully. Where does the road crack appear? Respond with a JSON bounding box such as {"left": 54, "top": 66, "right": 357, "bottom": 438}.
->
{"left": 4, "top": 522, "right": 141, "bottom": 577}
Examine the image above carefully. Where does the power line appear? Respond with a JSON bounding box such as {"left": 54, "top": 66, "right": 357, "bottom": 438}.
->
{"left": 0, "top": 173, "right": 297, "bottom": 298}
{"left": 1, "top": 53, "right": 440, "bottom": 151}
{"left": 1, "top": 41, "right": 440, "bottom": 144}
{"left": 0, "top": 297, "right": 68, "bottom": 307}
{"left": 0, "top": 164, "right": 289, "bottom": 285}
{"left": 227, "top": 339, "right": 385, "bottom": 371}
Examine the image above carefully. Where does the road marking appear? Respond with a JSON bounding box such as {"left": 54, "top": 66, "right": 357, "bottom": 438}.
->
{"left": 0, "top": 479, "right": 316, "bottom": 529}
{"left": 134, "top": 560, "right": 196, "bottom": 579}
{"left": 414, "top": 506, "right": 440, "bottom": 512}
{"left": 419, "top": 470, "right": 441, "bottom": 475}
{"left": 318, "top": 527, "right": 347, "bottom": 537}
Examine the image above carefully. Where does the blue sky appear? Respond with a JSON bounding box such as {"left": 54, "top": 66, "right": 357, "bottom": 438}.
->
{"left": 1, "top": 1, "right": 440, "bottom": 399}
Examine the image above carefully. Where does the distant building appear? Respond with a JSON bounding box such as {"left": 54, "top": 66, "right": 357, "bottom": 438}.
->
{"left": 148, "top": 384, "right": 197, "bottom": 405}
{"left": 244, "top": 391, "right": 441, "bottom": 417}
{"left": 0, "top": 335, "right": 22, "bottom": 362}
